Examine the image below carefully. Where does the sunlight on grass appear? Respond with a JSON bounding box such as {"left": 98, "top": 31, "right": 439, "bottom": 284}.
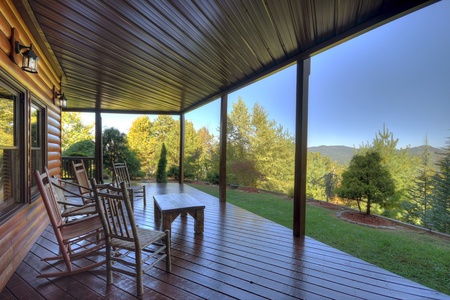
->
{"left": 189, "top": 184, "right": 450, "bottom": 295}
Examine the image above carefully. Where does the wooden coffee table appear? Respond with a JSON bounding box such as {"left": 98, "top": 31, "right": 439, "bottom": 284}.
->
{"left": 153, "top": 193, "right": 205, "bottom": 234}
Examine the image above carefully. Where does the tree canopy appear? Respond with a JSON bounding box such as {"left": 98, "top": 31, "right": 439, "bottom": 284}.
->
{"left": 63, "top": 140, "right": 95, "bottom": 157}
{"left": 102, "top": 127, "right": 140, "bottom": 178}
{"left": 337, "top": 150, "right": 396, "bottom": 215}
{"left": 61, "top": 112, "right": 94, "bottom": 152}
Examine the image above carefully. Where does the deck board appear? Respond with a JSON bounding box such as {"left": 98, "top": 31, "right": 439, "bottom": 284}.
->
{"left": 2, "top": 183, "right": 449, "bottom": 300}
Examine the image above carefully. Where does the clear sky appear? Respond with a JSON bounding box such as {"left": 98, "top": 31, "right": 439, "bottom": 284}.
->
{"left": 94, "top": 0, "right": 450, "bottom": 149}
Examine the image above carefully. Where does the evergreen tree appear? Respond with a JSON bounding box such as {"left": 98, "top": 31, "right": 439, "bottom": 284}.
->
{"left": 322, "top": 171, "right": 339, "bottom": 202}
{"left": 183, "top": 121, "right": 203, "bottom": 181}
{"left": 428, "top": 139, "right": 450, "bottom": 233}
{"left": 403, "top": 136, "right": 435, "bottom": 225}
{"left": 336, "top": 150, "right": 395, "bottom": 215}
{"left": 227, "top": 97, "right": 251, "bottom": 161}
{"left": 196, "top": 127, "right": 218, "bottom": 181}
{"left": 156, "top": 143, "right": 168, "bottom": 183}
{"left": 359, "top": 125, "right": 419, "bottom": 215}
{"left": 250, "top": 102, "right": 295, "bottom": 192}
{"left": 307, "top": 152, "right": 333, "bottom": 200}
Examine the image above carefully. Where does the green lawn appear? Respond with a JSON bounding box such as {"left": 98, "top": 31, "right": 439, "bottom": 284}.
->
{"left": 188, "top": 184, "right": 450, "bottom": 295}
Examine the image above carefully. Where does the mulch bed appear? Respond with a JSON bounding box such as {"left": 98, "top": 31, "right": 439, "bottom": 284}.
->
{"left": 238, "top": 187, "right": 260, "bottom": 193}
{"left": 309, "top": 201, "right": 343, "bottom": 211}
{"left": 339, "top": 211, "right": 397, "bottom": 228}
{"left": 308, "top": 200, "right": 397, "bottom": 228}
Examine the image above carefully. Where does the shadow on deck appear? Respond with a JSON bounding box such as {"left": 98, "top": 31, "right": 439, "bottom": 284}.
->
{"left": 1, "top": 183, "right": 449, "bottom": 299}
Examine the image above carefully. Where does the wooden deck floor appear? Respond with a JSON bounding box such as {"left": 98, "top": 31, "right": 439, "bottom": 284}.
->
{"left": 1, "top": 183, "right": 449, "bottom": 300}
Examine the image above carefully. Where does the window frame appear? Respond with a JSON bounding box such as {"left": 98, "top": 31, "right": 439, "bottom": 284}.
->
{"left": 0, "top": 72, "right": 26, "bottom": 221}
{"left": 30, "top": 98, "right": 46, "bottom": 201}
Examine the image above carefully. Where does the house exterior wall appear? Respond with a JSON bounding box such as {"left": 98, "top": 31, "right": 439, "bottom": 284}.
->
{"left": 0, "top": 1, "right": 63, "bottom": 290}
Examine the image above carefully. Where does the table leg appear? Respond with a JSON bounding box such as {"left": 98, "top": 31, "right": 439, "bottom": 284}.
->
{"left": 162, "top": 213, "right": 172, "bottom": 233}
{"left": 162, "top": 212, "right": 179, "bottom": 233}
{"left": 154, "top": 200, "right": 161, "bottom": 223}
{"left": 194, "top": 209, "right": 204, "bottom": 234}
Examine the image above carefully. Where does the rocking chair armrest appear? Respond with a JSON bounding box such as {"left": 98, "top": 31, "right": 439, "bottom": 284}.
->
{"left": 57, "top": 200, "right": 86, "bottom": 207}
{"left": 51, "top": 179, "right": 96, "bottom": 202}
{"left": 53, "top": 178, "right": 93, "bottom": 190}
{"left": 59, "top": 214, "right": 103, "bottom": 240}
{"left": 59, "top": 213, "right": 100, "bottom": 228}
{"left": 62, "top": 203, "right": 96, "bottom": 211}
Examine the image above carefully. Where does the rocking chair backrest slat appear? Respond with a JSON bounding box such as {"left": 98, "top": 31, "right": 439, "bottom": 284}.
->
{"left": 49, "top": 177, "right": 69, "bottom": 215}
{"left": 112, "top": 162, "right": 132, "bottom": 187}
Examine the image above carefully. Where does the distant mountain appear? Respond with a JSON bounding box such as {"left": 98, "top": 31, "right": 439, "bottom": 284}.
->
{"left": 308, "top": 145, "right": 446, "bottom": 167}
{"left": 308, "top": 145, "right": 356, "bottom": 165}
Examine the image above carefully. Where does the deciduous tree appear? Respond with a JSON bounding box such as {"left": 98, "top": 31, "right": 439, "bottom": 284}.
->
{"left": 61, "top": 112, "right": 94, "bottom": 152}
{"left": 103, "top": 127, "right": 140, "bottom": 177}
{"left": 127, "top": 116, "right": 156, "bottom": 176}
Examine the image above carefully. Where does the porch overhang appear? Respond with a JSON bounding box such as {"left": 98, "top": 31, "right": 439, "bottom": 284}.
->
{"left": 14, "top": 0, "right": 438, "bottom": 114}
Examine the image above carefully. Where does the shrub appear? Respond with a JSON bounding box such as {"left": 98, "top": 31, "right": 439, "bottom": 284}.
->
{"left": 168, "top": 165, "right": 179, "bottom": 180}
{"left": 63, "top": 140, "right": 94, "bottom": 157}
{"left": 206, "top": 171, "right": 219, "bottom": 184}
{"left": 156, "top": 143, "right": 168, "bottom": 183}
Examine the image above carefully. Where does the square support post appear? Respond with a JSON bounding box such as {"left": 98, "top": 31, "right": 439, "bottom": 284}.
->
{"left": 219, "top": 94, "right": 228, "bottom": 202}
{"left": 179, "top": 114, "right": 185, "bottom": 184}
{"left": 293, "top": 58, "right": 311, "bottom": 237}
{"left": 95, "top": 111, "right": 103, "bottom": 183}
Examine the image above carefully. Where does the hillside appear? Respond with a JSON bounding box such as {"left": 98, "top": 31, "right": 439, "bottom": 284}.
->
{"left": 308, "top": 145, "right": 446, "bottom": 166}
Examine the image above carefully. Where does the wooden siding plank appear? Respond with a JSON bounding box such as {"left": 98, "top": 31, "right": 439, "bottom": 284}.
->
{"left": 2, "top": 1, "right": 60, "bottom": 87}
{"left": 0, "top": 205, "right": 47, "bottom": 290}
{"left": 0, "top": 31, "right": 10, "bottom": 55}
{"left": 0, "top": 11, "right": 12, "bottom": 39}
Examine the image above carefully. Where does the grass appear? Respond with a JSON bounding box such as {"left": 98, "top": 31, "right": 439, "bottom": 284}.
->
{"left": 188, "top": 184, "right": 450, "bottom": 295}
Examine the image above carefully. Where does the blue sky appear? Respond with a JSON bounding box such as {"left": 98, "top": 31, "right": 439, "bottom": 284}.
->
{"left": 97, "top": 1, "right": 450, "bottom": 149}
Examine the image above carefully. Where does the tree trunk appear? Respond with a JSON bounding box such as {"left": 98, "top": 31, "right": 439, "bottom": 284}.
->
{"left": 366, "top": 198, "right": 371, "bottom": 215}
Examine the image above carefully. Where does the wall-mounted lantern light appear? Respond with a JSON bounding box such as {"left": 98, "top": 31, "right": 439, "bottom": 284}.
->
{"left": 53, "top": 85, "right": 68, "bottom": 108}
{"left": 55, "top": 92, "right": 68, "bottom": 108}
{"left": 15, "top": 42, "right": 39, "bottom": 73}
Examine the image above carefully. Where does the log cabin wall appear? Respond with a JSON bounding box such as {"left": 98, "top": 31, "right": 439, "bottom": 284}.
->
{"left": 0, "top": 1, "right": 63, "bottom": 290}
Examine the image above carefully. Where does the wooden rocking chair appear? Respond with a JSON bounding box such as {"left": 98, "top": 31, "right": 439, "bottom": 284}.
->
{"left": 90, "top": 178, "right": 171, "bottom": 296}
{"left": 34, "top": 167, "right": 105, "bottom": 278}
{"left": 72, "top": 160, "right": 95, "bottom": 205}
{"left": 112, "top": 161, "right": 146, "bottom": 206}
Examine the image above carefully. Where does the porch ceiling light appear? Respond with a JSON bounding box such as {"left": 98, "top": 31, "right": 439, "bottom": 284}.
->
{"left": 15, "top": 42, "right": 39, "bottom": 73}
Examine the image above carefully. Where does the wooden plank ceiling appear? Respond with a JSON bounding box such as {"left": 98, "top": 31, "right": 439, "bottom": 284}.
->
{"left": 17, "top": 0, "right": 436, "bottom": 114}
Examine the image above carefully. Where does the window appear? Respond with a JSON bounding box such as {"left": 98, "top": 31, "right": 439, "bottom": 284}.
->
{"left": 30, "top": 103, "right": 43, "bottom": 196}
{"left": 0, "top": 86, "right": 21, "bottom": 216}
